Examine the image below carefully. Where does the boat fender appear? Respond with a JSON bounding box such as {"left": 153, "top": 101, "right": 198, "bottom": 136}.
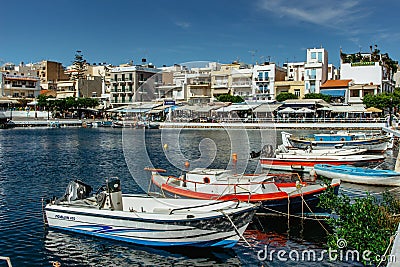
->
{"left": 203, "top": 177, "right": 210, "bottom": 184}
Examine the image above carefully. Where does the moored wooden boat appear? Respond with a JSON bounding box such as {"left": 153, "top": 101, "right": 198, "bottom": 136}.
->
{"left": 260, "top": 154, "right": 384, "bottom": 172}
{"left": 283, "top": 131, "right": 390, "bottom": 152}
{"left": 313, "top": 164, "right": 400, "bottom": 186}
{"left": 148, "top": 168, "right": 340, "bottom": 214}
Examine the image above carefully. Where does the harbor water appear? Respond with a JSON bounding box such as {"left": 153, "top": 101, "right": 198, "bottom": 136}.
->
{"left": 0, "top": 127, "right": 397, "bottom": 266}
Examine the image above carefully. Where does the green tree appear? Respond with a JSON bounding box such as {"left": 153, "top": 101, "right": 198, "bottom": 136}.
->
{"left": 71, "top": 50, "right": 86, "bottom": 81}
{"left": 319, "top": 189, "right": 400, "bottom": 265}
{"left": 363, "top": 93, "right": 399, "bottom": 112}
{"left": 216, "top": 94, "right": 244, "bottom": 103}
{"left": 304, "top": 93, "right": 331, "bottom": 103}
{"left": 276, "top": 92, "right": 298, "bottom": 102}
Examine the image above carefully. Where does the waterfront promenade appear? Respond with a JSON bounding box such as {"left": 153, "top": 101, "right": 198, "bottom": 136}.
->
{"left": 7, "top": 117, "right": 387, "bottom": 130}
{"left": 160, "top": 121, "right": 385, "bottom": 130}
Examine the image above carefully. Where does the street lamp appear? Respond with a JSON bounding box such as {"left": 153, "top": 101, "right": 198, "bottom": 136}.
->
{"left": 34, "top": 97, "right": 37, "bottom": 119}
{"left": 390, "top": 97, "right": 393, "bottom": 127}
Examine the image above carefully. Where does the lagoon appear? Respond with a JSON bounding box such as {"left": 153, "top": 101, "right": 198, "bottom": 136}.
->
{"left": 0, "top": 127, "right": 396, "bottom": 266}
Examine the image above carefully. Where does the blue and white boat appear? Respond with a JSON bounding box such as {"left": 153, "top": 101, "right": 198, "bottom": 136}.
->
{"left": 45, "top": 178, "right": 257, "bottom": 248}
{"left": 285, "top": 131, "right": 390, "bottom": 152}
{"left": 313, "top": 164, "right": 400, "bottom": 186}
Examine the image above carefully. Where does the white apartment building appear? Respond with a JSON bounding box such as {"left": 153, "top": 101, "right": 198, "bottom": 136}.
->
{"left": 341, "top": 61, "right": 395, "bottom": 93}
{"left": 284, "top": 62, "right": 305, "bottom": 81}
{"left": 328, "top": 64, "right": 339, "bottom": 80}
{"left": 340, "top": 49, "right": 397, "bottom": 103}
{"left": 252, "top": 63, "right": 286, "bottom": 101}
{"left": 231, "top": 68, "right": 253, "bottom": 100}
{"left": 304, "top": 48, "right": 328, "bottom": 94}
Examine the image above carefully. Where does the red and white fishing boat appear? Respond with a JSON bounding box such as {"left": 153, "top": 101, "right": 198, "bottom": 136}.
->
{"left": 148, "top": 168, "right": 340, "bottom": 214}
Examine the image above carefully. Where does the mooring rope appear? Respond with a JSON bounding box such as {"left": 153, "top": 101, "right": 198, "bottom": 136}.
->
{"left": 220, "top": 210, "right": 252, "bottom": 248}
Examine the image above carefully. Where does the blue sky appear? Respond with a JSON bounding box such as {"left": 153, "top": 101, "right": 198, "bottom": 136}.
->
{"left": 1, "top": 0, "right": 399, "bottom": 68}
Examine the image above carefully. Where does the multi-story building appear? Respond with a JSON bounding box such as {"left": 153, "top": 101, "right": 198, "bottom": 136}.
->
{"left": 1, "top": 73, "right": 40, "bottom": 99}
{"left": 86, "top": 64, "right": 112, "bottom": 96}
{"left": 110, "top": 63, "right": 160, "bottom": 106}
{"left": 231, "top": 67, "right": 253, "bottom": 100}
{"left": 35, "top": 60, "right": 69, "bottom": 91}
{"left": 211, "top": 63, "right": 239, "bottom": 98}
{"left": 304, "top": 48, "right": 328, "bottom": 94}
{"left": 284, "top": 62, "right": 305, "bottom": 81}
{"left": 327, "top": 64, "right": 339, "bottom": 80}
{"left": 0, "top": 62, "right": 40, "bottom": 99}
{"left": 252, "top": 62, "right": 286, "bottom": 101}
{"left": 156, "top": 64, "right": 186, "bottom": 100}
{"left": 186, "top": 65, "right": 212, "bottom": 104}
{"left": 340, "top": 49, "right": 396, "bottom": 95}
{"left": 56, "top": 76, "right": 102, "bottom": 99}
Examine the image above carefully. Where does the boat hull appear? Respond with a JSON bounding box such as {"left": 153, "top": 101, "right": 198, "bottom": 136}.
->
{"left": 45, "top": 196, "right": 256, "bottom": 248}
{"left": 314, "top": 164, "right": 400, "bottom": 186}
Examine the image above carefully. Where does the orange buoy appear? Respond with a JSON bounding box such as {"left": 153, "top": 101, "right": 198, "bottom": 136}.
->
{"left": 232, "top": 153, "right": 238, "bottom": 162}
{"left": 184, "top": 161, "right": 190, "bottom": 168}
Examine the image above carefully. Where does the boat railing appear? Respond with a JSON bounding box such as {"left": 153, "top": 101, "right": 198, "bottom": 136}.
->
{"left": 168, "top": 199, "right": 241, "bottom": 214}
{"left": 164, "top": 173, "right": 303, "bottom": 193}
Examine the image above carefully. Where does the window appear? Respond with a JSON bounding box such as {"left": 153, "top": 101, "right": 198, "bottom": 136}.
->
{"left": 264, "top": 72, "right": 269, "bottom": 80}
{"left": 310, "top": 82, "right": 316, "bottom": 93}
{"left": 311, "top": 52, "right": 317, "bottom": 59}
{"left": 258, "top": 72, "right": 263, "bottom": 81}
{"left": 318, "top": 52, "right": 323, "bottom": 62}
{"left": 294, "top": 89, "right": 300, "bottom": 97}
{"left": 350, "top": 90, "right": 360, "bottom": 97}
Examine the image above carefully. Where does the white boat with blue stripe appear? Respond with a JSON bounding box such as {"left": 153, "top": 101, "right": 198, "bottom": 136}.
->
{"left": 44, "top": 178, "right": 257, "bottom": 248}
{"left": 313, "top": 164, "right": 400, "bottom": 186}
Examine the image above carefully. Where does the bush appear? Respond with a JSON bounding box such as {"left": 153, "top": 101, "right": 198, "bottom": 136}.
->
{"left": 319, "top": 188, "right": 400, "bottom": 265}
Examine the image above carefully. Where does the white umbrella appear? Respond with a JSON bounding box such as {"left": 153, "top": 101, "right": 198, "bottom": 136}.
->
{"left": 27, "top": 101, "right": 38, "bottom": 106}
{"left": 296, "top": 107, "right": 315, "bottom": 113}
{"left": 317, "top": 106, "right": 332, "bottom": 111}
{"left": 278, "top": 107, "right": 296, "bottom": 113}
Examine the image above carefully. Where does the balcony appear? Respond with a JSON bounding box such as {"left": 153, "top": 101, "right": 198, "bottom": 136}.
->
{"left": 255, "top": 77, "right": 270, "bottom": 81}
{"left": 231, "top": 82, "right": 252, "bottom": 87}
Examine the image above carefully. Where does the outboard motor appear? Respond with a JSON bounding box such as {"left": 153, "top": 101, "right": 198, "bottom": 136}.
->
{"left": 62, "top": 180, "right": 92, "bottom": 203}
{"left": 96, "top": 178, "right": 123, "bottom": 211}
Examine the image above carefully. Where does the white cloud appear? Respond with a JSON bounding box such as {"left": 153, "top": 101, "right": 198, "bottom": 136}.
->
{"left": 175, "top": 21, "right": 191, "bottom": 29}
{"left": 257, "top": 0, "right": 366, "bottom": 31}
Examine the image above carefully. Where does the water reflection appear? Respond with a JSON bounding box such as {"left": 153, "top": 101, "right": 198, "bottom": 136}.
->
{"left": 44, "top": 229, "right": 242, "bottom": 267}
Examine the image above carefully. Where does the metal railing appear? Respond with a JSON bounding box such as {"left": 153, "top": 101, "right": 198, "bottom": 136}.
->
{"left": 169, "top": 117, "right": 387, "bottom": 124}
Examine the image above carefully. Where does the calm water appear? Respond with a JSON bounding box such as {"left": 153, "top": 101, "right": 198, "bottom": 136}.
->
{"left": 0, "top": 127, "right": 397, "bottom": 266}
